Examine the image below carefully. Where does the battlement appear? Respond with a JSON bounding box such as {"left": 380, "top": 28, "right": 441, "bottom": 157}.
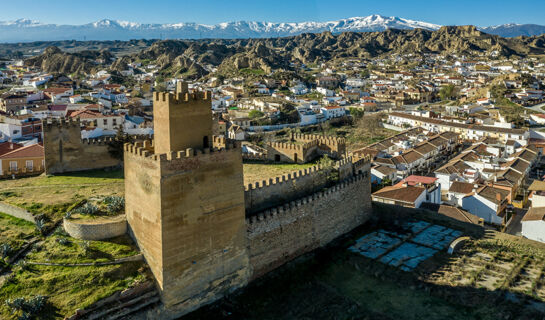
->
{"left": 267, "top": 139, "right": 318, "bottom": 152}
{"left": 242, "top": 153, "right": 268, "bottom": 161}
{"left": 290, "top": 132, "right": 346, "bottom": 145}
{"left": 153, "top": 90, "right": 211, "bottom": 104}
{"left": 124, "top": 139, "right": 239, "bottom": 163}
{"left": 43, "top": 117, "right": 80, "bottom": 129}
{"left": 245, "top": 163, "right": 324, "bottom": 191}
{"left": 246, "top": 173, "right": 365, "bottom": 225}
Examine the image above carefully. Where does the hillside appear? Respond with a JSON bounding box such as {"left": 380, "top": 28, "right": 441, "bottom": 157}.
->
{"left": 20, "top": 26, "right": 545, "bottom": 77}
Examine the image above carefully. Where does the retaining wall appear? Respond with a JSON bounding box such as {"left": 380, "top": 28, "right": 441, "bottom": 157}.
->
{"left": 0, "top": 201, "right": 35, "bottom": 223}
{"left": 63, "top": 215, "right": 127, "bottom": 240}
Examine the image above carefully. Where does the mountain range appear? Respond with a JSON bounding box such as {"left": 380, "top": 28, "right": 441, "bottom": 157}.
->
{"left": 1, "top": 15, "right": 544, "bottom": 42}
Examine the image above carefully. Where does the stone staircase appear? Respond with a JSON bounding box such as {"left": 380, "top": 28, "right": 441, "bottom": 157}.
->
{"left": 67, "top": 281, "right": 160, "bottom": 320}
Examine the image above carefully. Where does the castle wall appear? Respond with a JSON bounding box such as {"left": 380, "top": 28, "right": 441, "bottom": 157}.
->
{"left": 244, "top": 158, "right": 356, "bottom": 215}
{"left": 291, "top": 133, "right": 347, "bottom": 159}
{"left": 246, "top": 165, "right": 371, "bottom": 278}
{"left": 265, "top": 141, "right": 318, "bottom": 164}
{"left": 153, "top": 87, "right": 213, "bottom": 154}
{"left": 43, "top": 119, "right": 121, "bottom": 174}
{"left": 124, "top": 142, "right": 164, "bottom": 286}
{"left": 244, "top": 163, "right": 329, "bottom": 215}
{"left": 158, "top": 146, "right": 250, "bottom": 311}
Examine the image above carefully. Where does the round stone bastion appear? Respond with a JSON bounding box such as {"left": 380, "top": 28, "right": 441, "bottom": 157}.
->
{"left": 63, "top": 215, "right": 127, "bottom": 240}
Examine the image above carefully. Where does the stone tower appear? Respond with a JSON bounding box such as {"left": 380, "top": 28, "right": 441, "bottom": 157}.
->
{"left": 124, "top": 82, "right": 250, "bottom": 316}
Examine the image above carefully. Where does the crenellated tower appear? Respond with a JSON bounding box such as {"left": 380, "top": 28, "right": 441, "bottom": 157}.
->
{"left": 124, "top": 82, "right": 250, "bottom": 316}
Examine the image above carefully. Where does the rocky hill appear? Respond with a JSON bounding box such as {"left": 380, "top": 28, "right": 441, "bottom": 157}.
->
{"left": 22, "top": 26, "right": 545, "bottom": 77}
{"left": 114, "top": 26, "right": 545, "bottom": 77}
{"left": 24, "top": 46, "right": 112, "bottom": 74}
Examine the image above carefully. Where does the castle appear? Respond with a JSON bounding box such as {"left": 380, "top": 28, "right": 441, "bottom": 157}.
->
{"left": 265, "top": 132, "right": 346, "bottom": 163}
{"left": 123, "top": 81, "right": 372, "bottom": 317}
{"left": 42, "top": 118, "right": 122, "bottom": 174}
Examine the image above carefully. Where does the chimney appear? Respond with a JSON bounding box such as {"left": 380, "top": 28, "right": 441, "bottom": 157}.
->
{"left": 496, "top": 193, "right": 501, "bottom": 202}
{"left": 9, "top": 142, "right": 13, "bottom": 149}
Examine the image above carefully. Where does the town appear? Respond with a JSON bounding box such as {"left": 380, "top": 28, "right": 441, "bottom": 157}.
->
{"left": 1, "top": 18, "right": 545, "bottom": 320}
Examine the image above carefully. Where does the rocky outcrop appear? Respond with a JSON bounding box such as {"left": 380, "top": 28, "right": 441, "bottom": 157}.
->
{"left": 24, "top": 46, "right": 112, "bottom": 75}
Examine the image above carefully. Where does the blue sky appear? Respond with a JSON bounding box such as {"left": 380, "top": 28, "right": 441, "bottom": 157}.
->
{"left": 1, "top": 0, "right": 544, "bottom": 26}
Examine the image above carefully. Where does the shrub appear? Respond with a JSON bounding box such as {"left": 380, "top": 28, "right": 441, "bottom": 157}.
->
{"left": 79, "top": 241, "right": 90, "bottom": 255}
{"left": 35, "top": 219, "right": 46, "bottom": 235}
{"left": 5, "top": 295, "right": 47, "bottom": 319}
{"left": 0, "top": 243, "right": 12, "bottom": 259}
{"left": 56, "top": 237, "right": 71, "bottom": 246}
{"left": 103, "top": 196, "right": 125, "bottom": 214}
{"left": 74, "top": 202, "right": 99, "bottom": 215}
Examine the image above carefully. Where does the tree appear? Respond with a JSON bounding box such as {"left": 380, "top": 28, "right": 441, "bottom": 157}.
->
{"left": 349, "top": 107, "right": 365, "bottom": 120}
{"left": 248, "top": 110, "right": 264, "bottom": 119}
{"left": 439, "top": 84, "right": 458, "bottom": 101}
{"left": 357, "top": 114, "right": 381, "bottom": 136}
{"left": 108, "top": 126, "right": 133, "bottom": 160}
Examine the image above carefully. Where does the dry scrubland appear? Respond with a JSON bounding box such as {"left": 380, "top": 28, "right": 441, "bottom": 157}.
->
{"left": 185, "top": 216, "right": 545, "bottom": 320}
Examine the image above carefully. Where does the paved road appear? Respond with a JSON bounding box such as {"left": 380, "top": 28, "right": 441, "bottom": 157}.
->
{"left": 505, "top": 208, "right": 527, "bottom": 236}
{"left": 526, "top": 102, "right": 545, "bottom": 113}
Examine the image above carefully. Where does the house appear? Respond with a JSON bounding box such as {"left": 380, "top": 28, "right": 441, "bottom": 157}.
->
{"left": 447, "top": 181, "right": 476, "bottom": 206}
{"left": 68, "top": 110, "right": 124, "bottom": 133}
{"left": 528, "top": 180, "right": 545, "bottom": 208}
{"left": 462, "top": 185, "right": 510, "bottom": 225}
{"left": 371, "top": 165, "right": 397, "bottom": 184}
{"left": 372, "top": 175, "right": 441, "bottom": 208}
{"left": 0, "top": 93, "right": 27, "bottom": 113}
{"left": 0, "top": 116, "right": 43, "bottom": 141}
{"left": 320, "top": 106, "right": 346, "bottom": 119}
{"left": 228, "top": 124, "right": 248, "bottom": 141}
{"left": 0, "top": 143, "right": 44, "bottom": 178}
{"left": 521, "top": 207, "right": 545, "bottom": 243}
{"left": 372, "top": 185, "right": 427, "bottom": 208}
{"left": 43, "top": 87, "right": 74, "bottom": 103}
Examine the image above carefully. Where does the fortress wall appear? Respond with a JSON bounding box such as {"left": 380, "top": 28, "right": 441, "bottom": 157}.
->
{"left": 244, "top": 163, "right": 329, "bottom": 215}
{"left": 246, "top": 170, "right": 372, "bottom": 279}
{"left": 43, "top": 119, "right": 122, "bottom": 174}
{"left": 265, "top": 141, "right": 319, "bottom": 163}
{"left": 291, "top": 132, "right": 347, "bottom": 157}
{"left": 124, "top": 142, "right": 164, "bottom": 287}
{"left": 147, "top": 143, "right": 250, "bottom": 310}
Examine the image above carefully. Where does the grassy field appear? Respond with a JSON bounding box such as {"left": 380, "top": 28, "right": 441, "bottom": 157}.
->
{"left": 0, "top": 169, "right": 124, "bottom": 208}
{"left": 0, "top": 233, "right": 146, "bottom": 319}
{"left": 243, "top": 162, "right": 318, "bottom": 185}
{"left": 0, "top": 212, "right": 36, "bottom": 259}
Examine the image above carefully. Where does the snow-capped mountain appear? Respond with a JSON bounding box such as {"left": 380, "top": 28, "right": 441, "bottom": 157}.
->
{"left": 480, "top": 23, "right": 545, "bottom": 37}
{"left": 1, "top": 15, "right": 543, "bottom": 43}
{"left": 0, "top": 15, "right": 441, "bottom": 42}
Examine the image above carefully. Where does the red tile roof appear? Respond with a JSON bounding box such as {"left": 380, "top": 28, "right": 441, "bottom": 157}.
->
{"left": 0, "top": 142, "right": 24, "bottom": 157}
{"left": 0, "top": 143, "right": 43, "bottom": 159}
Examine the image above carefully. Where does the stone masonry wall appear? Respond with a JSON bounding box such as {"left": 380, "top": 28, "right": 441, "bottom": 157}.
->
{"left": 43, "top": 119, "right": 121, "bottom": 174}
{"left": 244, "top": 158, "right": 356, "bottom": 215}
{"left": 0, "top": 201, "right": 35, "bottom": 223}
{"left": 247, "top": 164, "right": 371, "bottom": 278}
{"left": 63, "top": 215, "right": 127, "bottom": 240}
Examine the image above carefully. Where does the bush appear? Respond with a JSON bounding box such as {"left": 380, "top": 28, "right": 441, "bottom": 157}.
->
{"left": 5, "top": 295, "right": 47, "bottom": 319}
{"left": 56, "top": 237, "right": 71, "bottom": 246}
{"left": 35, "top": 219, "right": 46, "bottom": 235}
{"left": 0, "top": 243, "right": 12, "bottom": 259}
{"left": 103, "top": 196, "right": 125, "bottom": 214}
{"left": 74, "top": 202, "right": 99, "bottom": 215}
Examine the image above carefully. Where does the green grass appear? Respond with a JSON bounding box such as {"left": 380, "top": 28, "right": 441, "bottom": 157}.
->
{"left": 27, "top": 235, "right": 139, "bottom": 264}
{"left": 33, "top": 169, "right": 124, "bottom": 186}
{"left": 0, "top": 234, "right": 145, "bottom": 319}
{"left": 0, "top": 212, "right": 36, "bottom": 258}
{"left": 240, "top": 68, "right": 266, "bottom": 75}
{"left": 243, "top": 162, "right": 317, "bottom": 185}
{"left": 0, "top": 262, "right": 145, "bottom": 319}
